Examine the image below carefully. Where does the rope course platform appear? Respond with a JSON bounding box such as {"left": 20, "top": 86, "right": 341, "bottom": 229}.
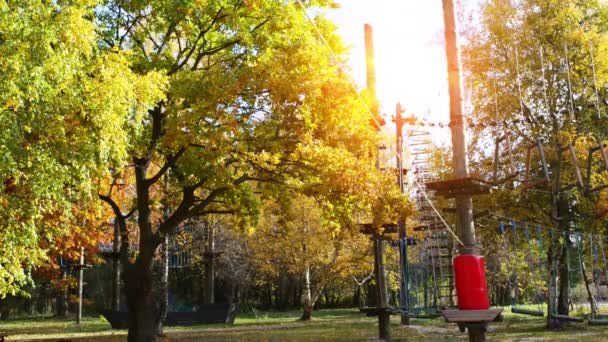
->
{"left": 443, "top": 308, "right": 503, "bottom": 324}
{"left": 425, "top": 177, "right": 493, "bottom": 198}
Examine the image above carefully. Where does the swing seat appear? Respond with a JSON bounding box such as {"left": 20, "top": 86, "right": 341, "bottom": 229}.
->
{"left": 549, "top": 314, "right": 584, "bottom": 323}
{"left": 511, "top": 307, "right": 544, "bottom": 317}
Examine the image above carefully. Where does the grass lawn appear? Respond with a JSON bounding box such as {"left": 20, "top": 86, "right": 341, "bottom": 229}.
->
{"left": 1, "top": 307, "right": 608, "bottom": 341}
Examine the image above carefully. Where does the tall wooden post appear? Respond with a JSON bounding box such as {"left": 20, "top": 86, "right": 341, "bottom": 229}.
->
{"left": 393, "top": 103, "right": 409, "bottom": 325}
{"left": 365, "top": 23, "right": 391, "bottom": 341}
{"left": 442, "top": 0, "right": 477, "bottom": 256}
{"left": 442, "top": 1, "right": 485, "bottom": 341}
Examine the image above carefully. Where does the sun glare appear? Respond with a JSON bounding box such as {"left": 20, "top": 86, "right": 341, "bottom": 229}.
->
{"left": 325, "top": 1, "right": 453, "bottom": 127}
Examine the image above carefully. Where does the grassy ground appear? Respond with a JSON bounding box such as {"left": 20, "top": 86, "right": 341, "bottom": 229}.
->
{"left": 1, "top": 307, "right": 608, "bottom": 341}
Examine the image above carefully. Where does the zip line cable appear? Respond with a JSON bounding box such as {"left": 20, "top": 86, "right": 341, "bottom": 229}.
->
{"left": 295, "top": 0, "right": 463, "bottom": 245}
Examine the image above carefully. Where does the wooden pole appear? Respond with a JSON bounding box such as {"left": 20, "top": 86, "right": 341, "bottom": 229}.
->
{"left": 394, "top": 103, "right": 409, "bottom": 325}
{"left": 442, "top": 1, "right": 484, "bottom": 341}
{"left": 365, "top": 23, "right": 391, "bottom": 341}
{"left": 441, "top": 0, "right": 476, "bottom": 256}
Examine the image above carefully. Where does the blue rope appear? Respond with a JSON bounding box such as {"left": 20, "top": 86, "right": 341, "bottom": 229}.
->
{"left": 525, "top": 225, "right": 543, "bottom": 312}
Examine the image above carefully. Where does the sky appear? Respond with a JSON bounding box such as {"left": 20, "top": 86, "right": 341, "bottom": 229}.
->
{"left": 318, "top": 0, "right": 482, "bottom": 168}
{"left": 323, "top": 0, "right": 453, "bottom": 123}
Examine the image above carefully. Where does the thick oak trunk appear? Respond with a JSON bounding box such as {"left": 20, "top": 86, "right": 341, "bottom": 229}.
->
{"left": 126, "top": 159, "right": 162, "bottom": 342}
{"left": 301, "top": 302, "right": 314, "bottom": 321}
{"left": 125, "top": 242, "right": 158, "bottom": 342}
{"left": 112, "top": 220, "right": 121, "bottom": 312}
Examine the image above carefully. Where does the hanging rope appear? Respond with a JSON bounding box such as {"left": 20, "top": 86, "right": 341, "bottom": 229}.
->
{"left": 525, "top": 224, "right": 544, "bottom": 313}
{"left": 550, "top": 228, "right": 558, "bottom": 317}
{"left": 510, "top": 221, "right": 545, "bottom": 316}
{"left": 564, "top": 44, "right": 576, "bottom": 122}
{"left": 411, "top": 177, "right": 464, "bottom": 246}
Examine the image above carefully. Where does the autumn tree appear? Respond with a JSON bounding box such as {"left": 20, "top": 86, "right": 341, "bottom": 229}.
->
{"left": 462, "top": 0, "right": 608, "bottom": 329}
{"left": 0, "top": 0, "right": 161, "bottom": 298}
{"left": 92, "top": 1, "right": 397, "bottom": 340}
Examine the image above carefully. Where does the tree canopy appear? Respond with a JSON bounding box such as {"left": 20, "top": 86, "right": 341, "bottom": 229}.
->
{"left": 0, "top": 0, "right": 163, "bottom": 297}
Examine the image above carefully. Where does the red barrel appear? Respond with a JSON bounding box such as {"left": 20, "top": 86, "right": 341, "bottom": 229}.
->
{"left": 453, "top": 255, "right": 489, "bottom": 310}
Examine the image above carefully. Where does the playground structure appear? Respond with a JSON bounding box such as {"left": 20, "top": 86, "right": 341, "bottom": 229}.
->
{"left": 354, "top": 12, "right": 608, "bottom": 340}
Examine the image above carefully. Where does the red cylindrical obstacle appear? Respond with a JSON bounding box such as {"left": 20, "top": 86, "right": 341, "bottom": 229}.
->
{"left": 453, "top": 255, "right": 489, "bottom": 310}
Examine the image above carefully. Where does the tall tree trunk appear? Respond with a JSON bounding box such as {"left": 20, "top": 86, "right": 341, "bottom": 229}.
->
{"left": 301, "top": 264, "right": 313, "bottom": 320}
{"left": 112, "top": 220, "right": 121, "bottom": 312}
{"left": 557, "top": 243, "right": 570, "bottom": 317}
{"left": 547, "top": 240, "right": 558, "bottom": 329}
{"left": 125, "top": 240, "right": 159, "bottom": 342}
{"left": 126, "top": 158, "right": 162, "bottom": 342}
{"left": 225, "top": 279, "right": 241, "bottom": 324}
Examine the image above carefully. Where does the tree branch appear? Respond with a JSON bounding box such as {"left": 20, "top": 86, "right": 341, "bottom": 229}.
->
{"left": 145, "top": 147, "right": 186, "bottom": 187}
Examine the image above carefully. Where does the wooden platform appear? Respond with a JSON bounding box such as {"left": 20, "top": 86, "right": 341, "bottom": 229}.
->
{"left": 426, "top": 177, "right": 493, "bottom": 198}
{"left": 442, "top": 308, "right": 503, "bottom": 323}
